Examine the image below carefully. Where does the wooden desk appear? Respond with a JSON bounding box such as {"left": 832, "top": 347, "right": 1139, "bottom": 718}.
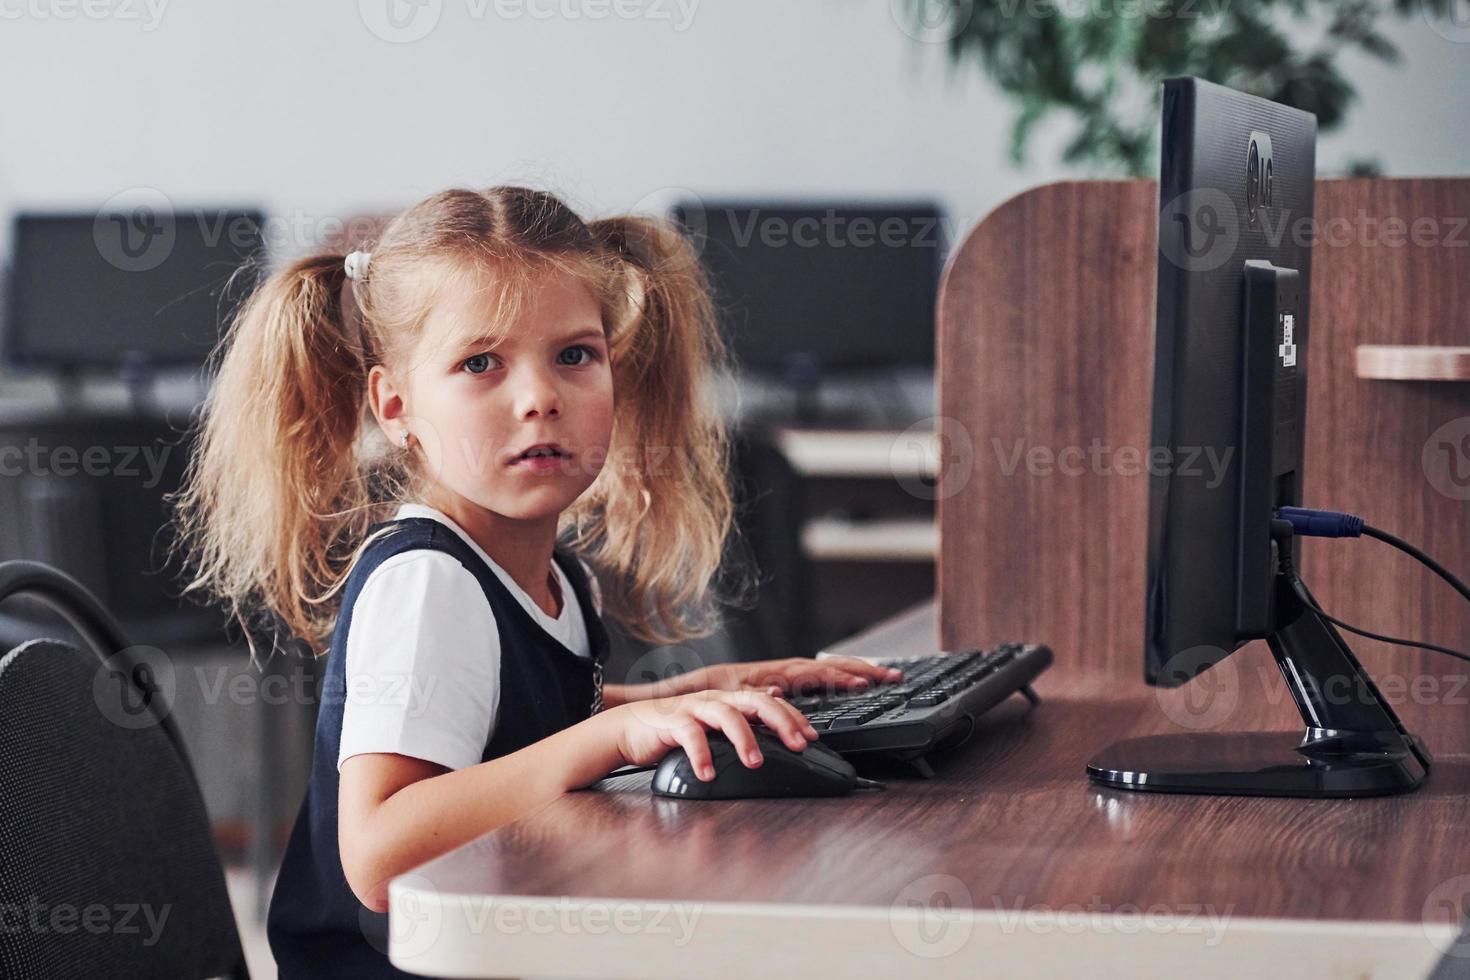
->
{"left": 388, "top": 600, "right": 1470, "bottom": 979}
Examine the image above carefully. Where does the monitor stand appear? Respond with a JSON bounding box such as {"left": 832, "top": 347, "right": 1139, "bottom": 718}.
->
{"left": 118, "top": 352, "right": 157, "bottom": 415}
{"left": 1087, "top": 551, "right": 1432, "bottom": 797}
{"left": 54, "top": 365, "right": 86, "bottom": 414}
{"left": 785, "top": 353, "right": 846, "bottom": 428}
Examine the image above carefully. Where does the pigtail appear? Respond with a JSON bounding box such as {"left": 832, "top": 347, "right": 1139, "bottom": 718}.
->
{"left": 171, "top": 252, "right": 380, "bottom": 662}
{"left": 570, "top": 215, "right": 741, "bottom": 645}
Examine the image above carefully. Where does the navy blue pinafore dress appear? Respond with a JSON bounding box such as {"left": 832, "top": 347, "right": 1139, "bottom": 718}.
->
{"left": 266, "top": 517, "right": 609, "bottom": 978}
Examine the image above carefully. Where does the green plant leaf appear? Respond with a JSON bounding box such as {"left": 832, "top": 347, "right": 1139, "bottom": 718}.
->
{"left": 911, "top": 0, "right": 1420, "bottom": 172}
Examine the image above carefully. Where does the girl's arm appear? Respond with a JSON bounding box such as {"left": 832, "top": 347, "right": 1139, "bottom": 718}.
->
{"left": 599, "top": 681, "right": 674, "bottom": 708}
{"left": 600, "top": 656, "right": 900, "bottom": 708}
{"left": 340, "top": 686, "right": 817, "bottom": 914}
{"left": 338, "top": 709, "right": 627, "bottom": 913}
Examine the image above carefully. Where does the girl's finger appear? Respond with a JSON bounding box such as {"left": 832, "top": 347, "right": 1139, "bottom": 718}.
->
{"left": 744, "top": 687, "right": 819, "bottom": 737}
{"left": 740, "top": 670, "right": 786, "bottom": 693}
{"left": 781, "top": 699, "right": 821, "bottom": 739}
{"left": 764, "top": 702, "right": 823, "bottom": 746}
{"left": 717, "top": 691, "right": 811, "bottom": 751}
{"left": 692, "top": 701, "right": 764, "bottom": 768}
{"left": 823, "top": 666, "right": 873, "bottom": 689}
{"left": 827, "top": 656, "right": 904, "bottom": 683}
{"left": 748, "top": 695, "right": 813, "bottom": 751}
{"left": 672, "top": 721, "right": 717, "bottom": 781}
{"left": 785, "top": 671, "right": 832, "bottom": 699}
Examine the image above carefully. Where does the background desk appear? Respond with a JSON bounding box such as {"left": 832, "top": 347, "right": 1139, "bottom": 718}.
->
{"left": 388, "top": 600, "right": 1470, "bottom": 980}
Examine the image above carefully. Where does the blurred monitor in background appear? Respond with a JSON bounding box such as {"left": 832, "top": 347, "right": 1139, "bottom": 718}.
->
{"left": 5, "top": 207, "right": 266, "bottom": 378}
{"left": 672, "top": 200, "right": 944, "bottom": 427}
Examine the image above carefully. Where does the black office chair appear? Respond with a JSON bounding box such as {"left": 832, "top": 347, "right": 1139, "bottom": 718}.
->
{"left": 0, "top": 560, "right": 250, "bottom": 979}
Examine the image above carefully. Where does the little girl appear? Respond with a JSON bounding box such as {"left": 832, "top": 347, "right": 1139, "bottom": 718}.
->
{"left": 172, "top": 186, "right": 900, "bottom": 978}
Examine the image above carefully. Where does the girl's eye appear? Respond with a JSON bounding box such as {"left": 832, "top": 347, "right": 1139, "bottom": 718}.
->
{"left": 557, "top": 345, "right": 597, "bottom": 367}
{"left": 462, "top": 353, "right": 494, "bottom": 375}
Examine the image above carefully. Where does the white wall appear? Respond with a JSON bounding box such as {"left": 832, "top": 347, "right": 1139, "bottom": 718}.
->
{"left": 1, "top": 0, "right": 1466, "bottom": 255}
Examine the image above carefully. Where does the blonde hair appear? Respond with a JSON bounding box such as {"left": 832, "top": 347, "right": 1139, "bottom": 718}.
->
{"left": 170, "top": 186, "right": 739, "bottom": 660}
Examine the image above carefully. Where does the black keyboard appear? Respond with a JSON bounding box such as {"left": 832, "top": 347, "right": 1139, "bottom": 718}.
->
{"left": 786, "top": 643, "right": 1053, "bottom": 766}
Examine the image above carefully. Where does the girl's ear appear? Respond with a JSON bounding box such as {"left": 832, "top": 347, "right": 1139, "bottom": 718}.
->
{"left": 368, "top": 364, "right": 407, "bottom": 443}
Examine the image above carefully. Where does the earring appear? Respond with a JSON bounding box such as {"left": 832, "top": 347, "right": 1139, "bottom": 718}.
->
{"left": 400, "top": 430, "right": 410, "bottom": 450}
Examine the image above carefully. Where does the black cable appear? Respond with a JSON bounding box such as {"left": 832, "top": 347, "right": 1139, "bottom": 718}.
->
{"left": 1270, "top": 518, "right": 1470, "bottom": 664}
{"left": 1286, "top": 572, "right": 1470, "bottom": 664}
{"left": 1277, "top": 510, "right": 1470, "bottom": 610}
{"left": 1362, "top": 523, "right": 1470, "bottom": 606}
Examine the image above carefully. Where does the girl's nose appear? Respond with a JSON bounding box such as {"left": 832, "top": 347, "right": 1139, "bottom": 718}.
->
{"left": 514, "top": 370, "right": 561, "bottom": 420}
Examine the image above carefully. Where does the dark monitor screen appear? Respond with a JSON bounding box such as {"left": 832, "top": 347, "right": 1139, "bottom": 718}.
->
{"left": 1145, "top": 77, "right": 1317, "bottom": 686}
{"left": 6, "top": 208, "right": 266, "bottom": 370}
{"left": 671, "top": 201, "right": 944, "bottom": 374}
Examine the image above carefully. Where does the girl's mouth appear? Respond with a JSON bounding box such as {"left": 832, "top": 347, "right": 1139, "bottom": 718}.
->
{"left": 507, "top": 443, "right": 572, "bottom": 472}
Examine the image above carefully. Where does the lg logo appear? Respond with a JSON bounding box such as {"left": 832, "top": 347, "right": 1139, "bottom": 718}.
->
{"left": 1246, "top": 130, "right": 1273, "bottom": 230}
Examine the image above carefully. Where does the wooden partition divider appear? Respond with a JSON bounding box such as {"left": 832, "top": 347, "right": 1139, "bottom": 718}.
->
{"left": 937, "top": 178, "right": 1470, "bottom": 685}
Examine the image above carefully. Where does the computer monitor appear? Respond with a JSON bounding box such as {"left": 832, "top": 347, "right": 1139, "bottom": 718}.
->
{"left": 670, "top": 200, "right": 943, "bottom": 382}
{"left": 5, "top": 208, "right": 266, "bottom": 375}
{"left": 1086, "top": 77, "right": 1430, "bottom": 798}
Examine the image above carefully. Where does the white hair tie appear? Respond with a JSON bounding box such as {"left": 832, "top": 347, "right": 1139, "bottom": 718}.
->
{"left": 344, "top": 250, "right": 372, "bottom": 281}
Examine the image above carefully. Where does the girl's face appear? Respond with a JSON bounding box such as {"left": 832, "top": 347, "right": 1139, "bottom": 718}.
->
{"left": 381, "top": 267, "right": 615, "bottom": 524}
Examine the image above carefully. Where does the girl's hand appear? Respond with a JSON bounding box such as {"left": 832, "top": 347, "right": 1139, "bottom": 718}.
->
{"left": 608, "top": 689, "right": 820, "bottom": 782}
{"left": 668, "top": 657, "right": 903, "bottom": 701}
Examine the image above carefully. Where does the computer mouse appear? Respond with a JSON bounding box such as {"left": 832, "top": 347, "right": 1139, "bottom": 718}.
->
{"left": 651, "top": 726, "right": 860, "bottom": 799}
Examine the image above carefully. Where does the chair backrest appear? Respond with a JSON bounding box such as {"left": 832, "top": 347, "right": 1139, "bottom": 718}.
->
{"left": 0, "top": 561, "right": 248, "bottom": 979}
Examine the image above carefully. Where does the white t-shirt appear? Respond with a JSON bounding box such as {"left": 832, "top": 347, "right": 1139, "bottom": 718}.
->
{"left": 336, "top": 502, "right": 601, "bottom": 773}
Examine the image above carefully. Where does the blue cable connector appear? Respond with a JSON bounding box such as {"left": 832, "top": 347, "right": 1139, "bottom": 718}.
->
{"left": 1275, "top": 506, "right": 1365, "bottom": 538}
